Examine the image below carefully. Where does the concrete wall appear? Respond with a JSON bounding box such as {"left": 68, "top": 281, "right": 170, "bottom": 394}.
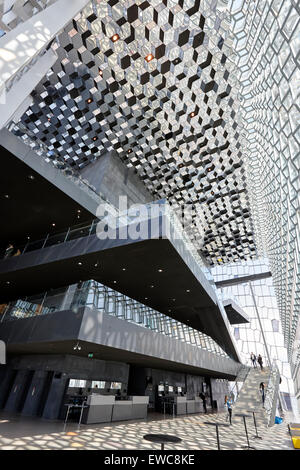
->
{"left": 0, "top": 354, "right": 130, "bottom": 419}
{"left": 79, "top": 151, "right": 153, "bottom": 207}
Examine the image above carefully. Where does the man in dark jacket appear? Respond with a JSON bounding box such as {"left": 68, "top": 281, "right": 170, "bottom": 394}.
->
{"left": 257, "top": 354, "right": 263, "bottom": 370}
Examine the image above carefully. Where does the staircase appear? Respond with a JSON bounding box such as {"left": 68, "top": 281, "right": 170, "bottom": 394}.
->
{"left": 233, "top": 367, "right": 270, "bottom": 426}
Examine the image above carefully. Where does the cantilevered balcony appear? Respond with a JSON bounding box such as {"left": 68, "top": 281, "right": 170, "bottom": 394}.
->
{"left": 0, "top": 280, "right": 241, "bottom": 379}
{"left": 0, "top": 202, "right": 240, "bottom": 360}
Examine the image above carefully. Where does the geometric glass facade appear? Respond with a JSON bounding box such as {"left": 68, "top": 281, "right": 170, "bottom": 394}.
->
{"left": 213, "top": 258, "right": 298, "bottom": 413}
{"left": 0, "top": 0, "right": 299, "bottom": 433}
{"left": 228, "top": 0, "right": 300, "bottom": 404}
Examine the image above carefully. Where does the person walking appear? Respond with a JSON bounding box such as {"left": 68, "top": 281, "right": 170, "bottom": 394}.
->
{"left": 199, "top": 392, "right": 207, "bottom": 413}
{"left": 259, "top": 382, "right": 266, "bottom": 407}
{"left": 257, "top": 354, "right": 263, "bottom": 370}
{"left": 224, "top": 395, "right": 233, "bottom": 424}
{"left": 250, "top": 352, "right": 257, "bottom": 368}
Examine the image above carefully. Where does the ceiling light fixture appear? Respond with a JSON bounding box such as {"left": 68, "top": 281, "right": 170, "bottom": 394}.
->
{"left": 190, "top": 112, "right": 196, "bottom": 118}
{"left": 145, "top": 53, "right": 154, "bottom": 62}
{"left": 111, "top": 33, "right": 120, "bottom": 42}
{"left": 87, "top": 98, "right": 92, "bottom": 104}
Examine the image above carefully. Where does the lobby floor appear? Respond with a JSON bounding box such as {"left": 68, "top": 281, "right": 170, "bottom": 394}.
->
{"left": 0, "top": 410, "right": 297, "bottom": 450}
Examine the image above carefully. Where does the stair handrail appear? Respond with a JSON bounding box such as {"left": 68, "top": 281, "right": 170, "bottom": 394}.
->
{"left": 229, "top": 363, "right": 250, "bottom": 401}
{"left": 264, "top": 360, "right": 281, "bottom": 427}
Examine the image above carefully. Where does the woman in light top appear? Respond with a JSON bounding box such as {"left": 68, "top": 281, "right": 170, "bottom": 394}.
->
{"left": 224, "top": 395, "right": 233, "bottom": 425}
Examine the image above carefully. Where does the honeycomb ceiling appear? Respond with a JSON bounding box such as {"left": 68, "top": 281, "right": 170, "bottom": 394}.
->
{"left": 17, "top": 0, "right": 257, "bottom": 265}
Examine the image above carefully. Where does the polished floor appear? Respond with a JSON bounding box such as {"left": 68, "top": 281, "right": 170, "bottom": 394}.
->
{"left": 0, "top": 409, "right": 296, "bottom": 450}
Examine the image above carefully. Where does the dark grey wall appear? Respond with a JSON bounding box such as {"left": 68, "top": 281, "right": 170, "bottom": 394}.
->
{"left": 0, "top": 355, "right": 130, "bottom": 419}
{"left": 80, "top": 151, "right": 153, "bottom": 207}
{"left": 127, "top": 366, "right": 215, "bottom": 410}
{"left": 9, "top": 354, "right": 129, "bottom": 382}
{"left": 22, "top": 369, "right": 49, "bottom": 416}
{"left": 0, "top": 355, "right": 229, "bottom": 420}
{"left": 0, "top": 307, "right": 241, "bottom": 378}
{"left": 80, "top": 307, "right": 241, "bottom": 378}
{"left": 210, "top": 378, "right": 230, "bottom": 411}
{"left": 0, "top": 309, "right": 84, "bottom": 345}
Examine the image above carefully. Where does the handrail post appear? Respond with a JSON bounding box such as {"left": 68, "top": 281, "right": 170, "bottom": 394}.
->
{"left": 22, "top": 242, "right": 29, "bottom": 254}
{"left": 64, "top": 228, "right": 70, "bottom": 242}
{"left": 42, "top": 233, "right": 49, "bottom": 249}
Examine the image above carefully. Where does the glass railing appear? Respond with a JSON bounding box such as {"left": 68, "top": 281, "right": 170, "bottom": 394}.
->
{"left": 1, "top": 219, "right": 98, "bottom": 259}
{"left": 0, "top": 280, "right": 230, "bottom": 359}
{"left": 1, "top": 202, "right": 207, "bottom": 275}
{"left": 228, "top": 364, "right": 251, "bottom": 402}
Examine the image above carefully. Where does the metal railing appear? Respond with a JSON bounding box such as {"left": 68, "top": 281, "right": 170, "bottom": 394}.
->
{"left": 1, "top": 202, "right": 207, "bottom": 273}
{"left": 0, "top": 280, "right": 230, "bottom": 359}
{"left": 228, "top": 364, "right": 251, "bottom": 401}
{"left": 1, "top": 218, "right": 98, "bottom": 259}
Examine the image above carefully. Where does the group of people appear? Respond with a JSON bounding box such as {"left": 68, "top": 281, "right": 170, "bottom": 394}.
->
{"left": 250, "top": 352, "right": 264, "bottom": 370}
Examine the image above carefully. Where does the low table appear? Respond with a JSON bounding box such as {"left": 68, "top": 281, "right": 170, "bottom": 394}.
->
{"left": 204, "top": 421, "right": 230, "bottom": 450}
{"left": 235, "top": 413, "right": 256, "bottom": 450}
{"left": 143, "top": 434, "right": 182, "bottom": 450}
